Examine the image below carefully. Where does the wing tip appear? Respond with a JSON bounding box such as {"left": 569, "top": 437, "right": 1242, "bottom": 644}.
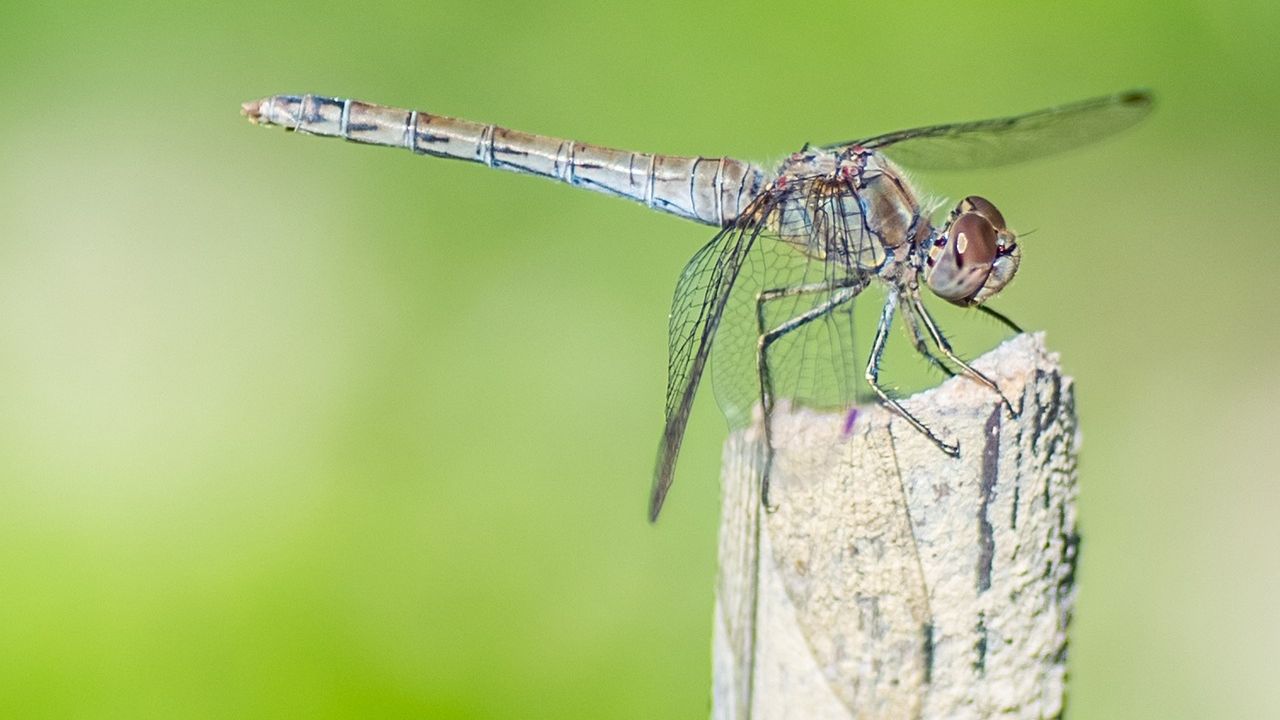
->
{"left": 647, "top": 499, "right": 664, "bottom": 524}
{"left": 1118, "top": 88, "right": 1155, "bottom": 110}
{"left": 648, "top": 470, "right": 672, "bottom": 523}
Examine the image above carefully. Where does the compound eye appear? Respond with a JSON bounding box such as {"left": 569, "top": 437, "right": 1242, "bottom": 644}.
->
{"left": 959, "top": 195, "right": 1007, "bottom": 232}
{"left": 926, "top": 213, "right": 998, "bottom": 304}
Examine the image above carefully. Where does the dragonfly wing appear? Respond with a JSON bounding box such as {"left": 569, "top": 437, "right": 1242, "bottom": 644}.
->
{"left": 826, "top": 89, "right": 1153, "bottom": 170}
{"left": 652, "top": 175, "right": 915, "bottom": 520}
{"left": 768, "top": 406, "right": 934, "bottom": 715}
{"left": 649, "top": 196, "right": 776, "bottom": 522}
{"left": 711, "top": 183, "right": 871, "bottom": 432}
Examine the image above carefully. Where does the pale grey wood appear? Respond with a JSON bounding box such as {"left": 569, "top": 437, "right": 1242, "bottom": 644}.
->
{"left": 713, "top": 333, "right": 1079, "bottom": 720}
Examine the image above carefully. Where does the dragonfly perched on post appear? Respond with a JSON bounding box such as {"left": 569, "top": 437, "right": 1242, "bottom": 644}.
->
{"left": 242, "top": 89, "right": 1152, "bottom": 521}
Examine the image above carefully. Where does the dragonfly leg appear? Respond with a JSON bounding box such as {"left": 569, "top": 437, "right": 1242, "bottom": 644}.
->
{"left": 976, "top": 304, "right": 1024, "bottom": 334}
{"left": 902, "top": 308, "right": 956, "bottom": 378}
{"left": 909, "top": 294, "right": 1020, "bottom": 417}
{"left": 755, "top": 277, "right": 866, "bottom": 510}
{"left": 866, "top": 292, "right": 960, "bottom": 456}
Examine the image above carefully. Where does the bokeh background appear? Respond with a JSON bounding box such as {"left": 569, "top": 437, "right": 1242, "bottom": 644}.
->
{"left": 2, "top": 1, "right": 1277, "bottom": 717}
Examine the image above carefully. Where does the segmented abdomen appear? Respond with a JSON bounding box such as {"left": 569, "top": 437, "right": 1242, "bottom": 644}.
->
{"left": 246, "top": 94, "right": 767, "bottom": 227}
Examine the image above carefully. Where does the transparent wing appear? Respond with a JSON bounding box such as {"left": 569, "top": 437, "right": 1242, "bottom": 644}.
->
{"left": 825, "top": 89, "right": 1153, "bottom": 170}
{"left": 767, "top": 406, "right": 933, "bottom": 715}
{"left": 651, "top": 176, "right": 888, "bottom": 521}
{"left": 649, "top": 195, "right": 776, "bottom": 521}
{"left": 711, "top": 177, "right": 881, "bottom": 434}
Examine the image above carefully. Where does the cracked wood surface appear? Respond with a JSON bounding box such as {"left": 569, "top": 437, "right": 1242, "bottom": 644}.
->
{"left": 712, "top": 333, "right": 1080, "bottom": 720}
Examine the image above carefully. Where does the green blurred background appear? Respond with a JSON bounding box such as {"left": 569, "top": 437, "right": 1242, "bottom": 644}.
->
{"left": 1, "top": 1, "right": 1276, "bottom": 717}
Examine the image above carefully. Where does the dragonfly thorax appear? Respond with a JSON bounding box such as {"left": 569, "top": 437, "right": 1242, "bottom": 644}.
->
{"left": 767, "top": 151, "right": 929, "bottom": 274}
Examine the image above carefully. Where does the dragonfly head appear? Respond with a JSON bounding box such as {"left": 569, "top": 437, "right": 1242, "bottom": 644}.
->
{"left": 923, "top": 196, "right": 1020, "bottom": 306}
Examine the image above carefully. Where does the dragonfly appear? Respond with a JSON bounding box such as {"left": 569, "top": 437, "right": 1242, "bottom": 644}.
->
{"left": 242, "top": 89, "right": 1152, "bottom": 521}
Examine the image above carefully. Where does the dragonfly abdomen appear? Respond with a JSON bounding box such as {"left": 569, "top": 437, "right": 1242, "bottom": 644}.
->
{"left": 243, "top": 94, "right": 766, "bottom": 227}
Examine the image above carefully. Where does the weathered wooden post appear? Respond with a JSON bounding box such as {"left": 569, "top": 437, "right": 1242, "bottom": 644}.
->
{"left": 713, "top": 333, "right": 1080, "bottom": 720}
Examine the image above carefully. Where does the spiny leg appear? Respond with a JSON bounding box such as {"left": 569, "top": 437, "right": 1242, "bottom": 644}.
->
{"left": 866, "top": 292, "right": 960, "bottom": 456}
{"left": 908, "top": 294, "right": 1019, "bottom": 417}
{"left": 902, "top": 307, "right": 955, "bottom": 379}
{"left": 756, "top": 277, "right": 866, "bottom": 509}
{"left": 976, "top": 304, "right": 1024, "bottom": 334}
